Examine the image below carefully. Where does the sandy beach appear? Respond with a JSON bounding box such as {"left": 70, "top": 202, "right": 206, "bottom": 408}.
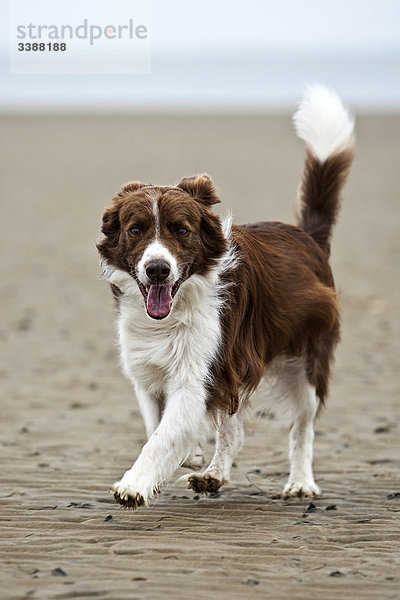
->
{"left": 0, "top": 113, "right": 399, "bottom": 599}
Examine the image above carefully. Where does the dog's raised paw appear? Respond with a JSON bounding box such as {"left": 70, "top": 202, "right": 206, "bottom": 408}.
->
{"left": 187, "top": 474, "right": 223, "bottom": 494}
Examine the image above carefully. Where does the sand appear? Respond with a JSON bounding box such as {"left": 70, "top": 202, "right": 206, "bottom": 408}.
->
{"left": 0, "top": 113, "right": 399, "bottom": 599}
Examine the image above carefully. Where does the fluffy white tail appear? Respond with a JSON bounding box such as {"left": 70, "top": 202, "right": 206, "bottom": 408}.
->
{"left": 294, "top": 84, "right": 355, "bottom": 256}
{"left": 293, "top": 84, "right": 355, "bottom": 163}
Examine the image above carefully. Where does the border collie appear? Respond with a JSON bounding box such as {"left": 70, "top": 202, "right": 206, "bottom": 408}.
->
{"left": 97, "top": 85, "right": 354, "bottom": 509}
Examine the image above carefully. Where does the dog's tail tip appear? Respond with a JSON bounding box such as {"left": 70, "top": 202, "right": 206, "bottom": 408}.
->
{"left": 293, "top": 83, "right": 355, "bottom": 163}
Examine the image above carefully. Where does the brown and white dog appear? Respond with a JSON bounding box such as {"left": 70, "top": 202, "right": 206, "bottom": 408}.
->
{"left": 97, "top": 85, "right": 354, "bottom": 509}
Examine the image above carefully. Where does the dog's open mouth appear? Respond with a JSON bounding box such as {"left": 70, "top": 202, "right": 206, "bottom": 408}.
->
{"left": 138, "top": 279, "right": 182, "bottom": 320}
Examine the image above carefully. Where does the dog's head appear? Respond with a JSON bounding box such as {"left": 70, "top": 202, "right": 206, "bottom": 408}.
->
{"left": 97, "top": 174, "right": 228, "bottom": 319}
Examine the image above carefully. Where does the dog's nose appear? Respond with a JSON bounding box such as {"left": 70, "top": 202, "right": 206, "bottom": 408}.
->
{"left": 145, "top": 260, "right": 171, "bottom": 283}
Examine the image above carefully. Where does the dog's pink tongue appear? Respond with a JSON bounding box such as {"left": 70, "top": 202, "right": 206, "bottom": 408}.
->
{"left": 147, "top": 285, "right": 173, "bottom": 319}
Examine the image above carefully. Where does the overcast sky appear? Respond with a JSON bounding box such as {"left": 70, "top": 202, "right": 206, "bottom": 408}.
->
{"left": 2, "top": 0, "right": 400, "bottom": 55}
{"left": 150, "top": 0, "right": 400, "bottom": 55}
{"left": 1, "top": 0, "right": 399, "bottom": 111}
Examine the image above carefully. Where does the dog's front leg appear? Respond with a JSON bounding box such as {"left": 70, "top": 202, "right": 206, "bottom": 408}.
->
{"left": 112, "top": 379, "right": 207, "bottom": 509}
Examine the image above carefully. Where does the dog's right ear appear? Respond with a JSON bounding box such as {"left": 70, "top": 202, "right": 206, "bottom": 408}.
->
{"left": 100, "top": 203, "right": 120, "bottom": 244}
{"left": 97, "top": 200, "right": 123, "bottom": 256}
{"left": 117, "top": 181, "right": 146, "bottom": 197}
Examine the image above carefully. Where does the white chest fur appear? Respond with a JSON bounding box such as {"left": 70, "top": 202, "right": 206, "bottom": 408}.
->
{"left": 117, "top": 272, "right": 223, "bottom": 394}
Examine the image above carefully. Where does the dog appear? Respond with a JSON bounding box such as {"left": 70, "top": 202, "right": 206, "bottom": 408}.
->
{"left": 97, "top": 84, "right": 354, "bottom": 509}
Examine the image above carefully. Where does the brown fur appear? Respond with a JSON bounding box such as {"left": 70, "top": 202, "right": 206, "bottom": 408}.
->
{"left": 207, "top": 222, "right": 340, "bottom": 415}
{"left": 297, "top": 149, "right": 354, "bottom": 256}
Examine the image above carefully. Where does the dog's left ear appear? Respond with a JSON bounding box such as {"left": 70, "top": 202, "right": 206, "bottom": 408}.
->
{"left": 176, "top": 174, "right": 220, "bottom": 207}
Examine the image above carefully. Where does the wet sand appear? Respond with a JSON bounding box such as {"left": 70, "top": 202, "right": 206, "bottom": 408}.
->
{"left": 0, "top": 113, "right": 399, "bottom": 599}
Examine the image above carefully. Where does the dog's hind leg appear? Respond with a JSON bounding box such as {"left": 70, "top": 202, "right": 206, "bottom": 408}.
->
{"left": 281, "top": 333, "right": 338, "bottom": 498}
{"left": 283, "top": 381, "right": 320, "bottom": 499}
{"left": 184, "top": 411, "right": 245, "bottom": 494}
{"left": 274, "top": 358, "right": 321, "bottom": 499}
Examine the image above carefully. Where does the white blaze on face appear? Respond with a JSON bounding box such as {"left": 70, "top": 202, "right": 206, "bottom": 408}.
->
{"left": 137, "top": 197, "right": 179, "bottom": 284}
{"left": 153, "top": 199, "right": 160, "bottom": 238}
{"left": 135, "top": 196, "right": 181, "bottom": 319}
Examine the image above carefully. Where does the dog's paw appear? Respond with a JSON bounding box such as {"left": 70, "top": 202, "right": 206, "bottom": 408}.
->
{"left": 111, "top": 476, "right": 159, "bottom": 510}
{"left": 281, "top": 479, "right": 321, "bottom": 500}
{"left": 112, "top": 487, "right": 146, "bottom": 510}
{"left": 186, "top": 473, "right": 224, "bottom": 495}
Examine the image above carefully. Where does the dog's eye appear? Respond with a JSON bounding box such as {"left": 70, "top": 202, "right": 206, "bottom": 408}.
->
{"left": 128, "top": 226, "right": 141, "bottom": 236}
{"left": 176, "top": 226, "right": 189, "bottom": 237}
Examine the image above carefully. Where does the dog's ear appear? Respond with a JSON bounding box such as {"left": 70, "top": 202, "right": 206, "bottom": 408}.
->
{"left": 200, "top": 211, "right": 228, "bottom": 264}
{"left": 117, "top": 181, "right": 146, "bottom": 197}
{"left": 97, "top": 202, "right": 122, "bottom": 257}
{"left": 176, "top": 174, "right": 220, "bottom": 207}
{"left": 101, "top": 204, "right": 120, "bottom": 242}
